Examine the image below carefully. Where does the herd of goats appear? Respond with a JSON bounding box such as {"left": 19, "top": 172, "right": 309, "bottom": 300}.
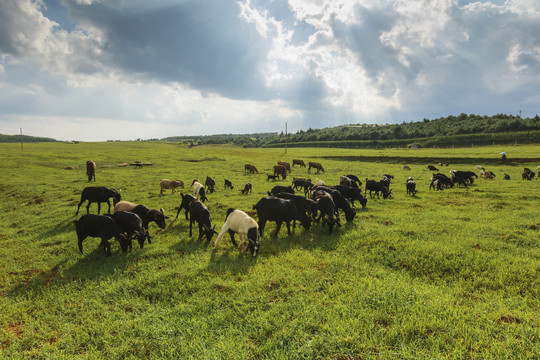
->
{"left": 73, "top": 160, "right": 540, "bottom": 258}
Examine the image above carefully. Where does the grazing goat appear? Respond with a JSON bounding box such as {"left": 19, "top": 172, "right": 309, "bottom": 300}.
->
{"left": 241, "top": 182, "right": 252, "bottom": 195}
{"left": 106, "top": 211, "right": 146, "bottom": 249}
{"left": 114, "top": 201, "right": 167, "bottom": 242}
{"left": 268, "top": 185, "right": 294, "bottom": 196}
{"left": 253, "top": 196, "right": 310, "bottom": 237}
{"left": 406, "top": 177, "right": 417, "bottom": 196}
{"left": 245, "top": 164, "right": 258, "bottom": 174}
{"left": 273, "top": 165, "right": 288, "bottom": 180}
{"left": 339, "top": 176, "right": 353, "bottom": 187}
{"left": 450, "top": 170, "right": 478, "bottom": 184}
{"left": 428, "top": 165, "right": 439, "bottom": 171}
{"left": 482, "top": 170, "right": 495, "bottom": 179}
{"left": 277, "top": 161, "right": 291, "bottom": 173}
{"left": 205, "top": 176, "right": 216, "bottom": 193}
{"left": 344, "top": 174, "right": 362, "bottom": 188}
{"left": 308, "top": 161, "right": 325, "bottom": 174}
{"left": 429, "top": 177, "right": 444, "bottom": 191}
{"left": 74, "top": 214, "right": 128, "bottom": 256}
{"left": 224, "top": 179, "right": 234, "bottom": 190}
{"left": 310, "top": 186, "right": 356, "bottom": 222}
{"left": 449, "top": 171, "right": 467, "bottom": 187}
{"left": 267, "top": 174, "right": 279, "bottom": 181}
{"left": 86, "top": 160, "right": 96, "bottom": 182}
{"left": 292, "top": 178, "right": 311, "bottom": 191}
{"left": 273, "top": 192, "right": 317, "bottom": 224}
{"left": 312, "top": 190, "right": 339, "bottom": 233}
{"left": 214, "top": 208, "right": 260, "bottom": 257}
{"left": 76, "top": 187, "right": 121, "bottom": 215}
{"left": 475, "top": 165, "right": 485, "bottom": 171}
{"left": 365, "top": 179, "right": 390, "bottom": 199}
{"left": 334, "top": 185, "right": 367, "bottom": 208}
{"left": 175, "top": 193, "right": 197, "bottom": 220}
{"left": 503, "top": 173, "right": 510, "bottom": 180}
{"left": 522, "top": 168, "right": 535, "bottom": 180}
{"left": 159, "top": 179, "right": 184, "bottom": 195}
{"left": 432, "top": 173, "right": 454, "bottom": 188}
{"left": 403, "top": 165, "right": 411, "bottom": 171}
{"left": 188, "top": 199, "right": 217, "bottom": 242}
{"left": 192, "top": 180, "right": 208, "bottom": 202}
{"left": 292, "top": 159, "right": 306, "bottom": 167}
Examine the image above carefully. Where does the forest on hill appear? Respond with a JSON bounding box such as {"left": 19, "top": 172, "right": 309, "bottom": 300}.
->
{"left": 0, "top": 134, "right": 57, "bottom": 143}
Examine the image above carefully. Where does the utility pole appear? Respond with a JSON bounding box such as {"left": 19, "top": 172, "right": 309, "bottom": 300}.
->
{"left": 20, "top": 128, "right": 23, "bottom": 151}
{"left": 285, "top": 122, "right": 288, "bottom": 154}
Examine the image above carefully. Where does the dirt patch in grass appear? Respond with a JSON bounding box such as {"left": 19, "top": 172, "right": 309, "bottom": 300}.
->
{"left": 498, "top": 315, "right": 522, "bottom": 324}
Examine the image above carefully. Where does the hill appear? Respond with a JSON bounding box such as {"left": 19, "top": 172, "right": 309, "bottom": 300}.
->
{"left": 0, "top": 133, "right": 57, "bottom": 143}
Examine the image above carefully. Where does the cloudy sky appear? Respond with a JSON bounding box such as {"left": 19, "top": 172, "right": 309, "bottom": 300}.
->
{"left": 1, "top": 0, "right": 540, "bottom": 141}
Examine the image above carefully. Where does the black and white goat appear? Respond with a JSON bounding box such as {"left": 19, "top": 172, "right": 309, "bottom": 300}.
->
{"left": 214, "top": 208, "right": 260, "bottom": 257}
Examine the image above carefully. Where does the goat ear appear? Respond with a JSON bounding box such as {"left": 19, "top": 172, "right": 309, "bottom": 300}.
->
{"left": 160, "top": 208, "right": 165, "bottom": 215}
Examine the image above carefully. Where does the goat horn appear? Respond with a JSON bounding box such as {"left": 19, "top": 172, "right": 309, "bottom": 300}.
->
{"left": 160, "top": 208, "right": 165, "bottom": 215}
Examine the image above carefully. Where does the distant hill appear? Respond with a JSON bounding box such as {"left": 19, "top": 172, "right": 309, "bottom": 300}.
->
{"left": 0, "top": 134, "right": 57, "bottom": 143}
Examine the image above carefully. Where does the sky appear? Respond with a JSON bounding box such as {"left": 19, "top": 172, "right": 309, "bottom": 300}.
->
{"left": 1, "top": 0, "right": 540, "bottom": 141}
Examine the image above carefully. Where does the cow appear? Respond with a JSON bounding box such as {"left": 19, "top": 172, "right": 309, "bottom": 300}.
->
{"left": 308, "top": 161, "right": 325, "bottom": 173}
{"left": 292, "top": 159, "right": 306, "bottom": 167}
{"left": 252, "top": 196, "right": 310, "bottom": 238}
{"left": 273, "top": 165, "right": 287, "bottom": 180}
{"left": 277, "top": 161, "right": 291, "bottom": 173}
{"left": 159, "top": 179, "right": 184, "bottom": 195}
{"left": 245, "top": 164, "right": 258, "bottom": 174}
{"left": 214, "top": 208, "right": 260, "bottom": 257}
{"left": 75, "top": 187, "right": 121, "bottom": 215}
{"left": 86, "top": 160, "right": 96, "bottom": 182}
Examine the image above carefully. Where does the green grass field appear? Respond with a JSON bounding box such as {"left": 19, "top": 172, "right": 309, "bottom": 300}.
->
{"left": 0, "top": 142, "right": 539, "bottom": 359}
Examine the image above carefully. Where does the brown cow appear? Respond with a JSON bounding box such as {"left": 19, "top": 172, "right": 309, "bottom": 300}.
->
{"left": 245, "top": 164, "right": 258, "bottom": 174}
{"left": 308, "top": 161, "right": 324, "bottom": 174}
{"left": 292, "top": 159, "right": 306, "bottom": 168}
{"left": 86, "top": 160, "right": 96, "bottom": 182}
{"left": 277, "top": 161, "right": 291, "bottom": 173}
{"left": 273, "top": 165, "right": 287, "bottom": 180}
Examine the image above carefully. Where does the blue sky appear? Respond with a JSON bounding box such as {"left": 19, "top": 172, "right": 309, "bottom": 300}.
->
{"left": 1, "top": 0, "right": 540, "bottom": 141}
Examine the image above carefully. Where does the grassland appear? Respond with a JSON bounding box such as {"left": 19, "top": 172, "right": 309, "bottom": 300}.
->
{"left": 0, "top": 142, "right": 539, "bottom": 359}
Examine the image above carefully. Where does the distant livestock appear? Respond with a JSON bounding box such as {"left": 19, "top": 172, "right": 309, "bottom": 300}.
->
{"left": 75, "top": 187, "right": 121, "bottom": 215}
{"left": 308, "top": 162, "right": 325, "bottom": 174}
{"left": 481, "top": 170, "right": 495, "bottom": 179}
{"left": 86, "top": 161, "right": 96, "bottom": 182}
{"left": 292, "top": 159, "right": 306, "bottom": 167}
{"left": 241, "top": 182, "right": 253, "bottom": 195}
{"left": 406, "top": 177, "right": 417, "bottom": 196}
{"left": 522, "top": 168, "right": 535, "bottom": 180}
{"left": 277, "top": 161, "right": 291, "bottom": 173}
{"left": 428, "top": 165, "right": 439, "bottom": 171}
{"left": 224, "top": 179, "right": 234, "bottom": 190}
{"left": 192, "top": 180, "right": 208, "bottom": 202}
{"left": 273, "top": 165, "right": 288, "bottom": 180}
{"left": 365, "top": 179, "right": 390, "bottom": 199}
{"left": 268, "top": 185, "right": 294, "bottom": 196}
{"left": 74, "top": 214, "right": 128, "bottom": 256}
{"left": 205, "top": 176, "right": 216, "bottom": 193}
{"left": 503, "top": 173, "right": 511, "bottom": 180}
{"left": 214, "top": 208, "right": 260, "bottom": 257}
{"left": 159, "top": 179, "right": 184, "bottom": 195}
{"left": 334, "top": 185, "right": 367, "bottom": 209}
{"left": 245, "top": 164, "right": 258, "bottom": 174}
{"left": 403, "top": 165, "right": 411, "bottom": 171}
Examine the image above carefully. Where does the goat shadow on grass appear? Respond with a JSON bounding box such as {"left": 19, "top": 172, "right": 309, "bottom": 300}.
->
{"left": 37, "top": 218, "right": 76, "bottom": 240}
{"left": 206, "top": 248, "right": 258, "bottom": 274}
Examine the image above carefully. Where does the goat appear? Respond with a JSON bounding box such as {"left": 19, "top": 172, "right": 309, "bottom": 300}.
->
{"left": 315, "top": 178, "right": 325, "bottom": 186}
{"left": 252, "top": 196, "right": 310, "bottom": 238}
{"left": 429, "top": 177, "right": 444, "bottom": 191}
{"left": 267, "top": 174, "right": 279, "bottom": 181}
{"left": 224, "top": 179, "right": 234, "bottom": 190}
{"left": 339, "top": 176, "right": 353, "bottom": 187}
{"left": 273, "top": 192, "right": 318, "bottom": 225}
{"left": 106, "top": 211, "right": 146, "bottom": 249}
{"left": 344, "top": 174, "right": 362, "bottom": 188}
{"left": 192, "top": 180, "right": 208, "bottom": 202}
{"left": 450, "top": 170, "right": 478, "bottom": 184}
{"left": 522, "top": 168, "right": 535, "bottom": 180}
{"left": 241, "top": 182, "right": 252, "bottom": 195}
{"left": 449, "top": 171, "right": 467, "bottom": 187}
{"left": 334, "top": 185, "right": 367, "bottom": 208}
{"left": 365, "top": 179, "right": 390, "bottom": 199}
{"left": 159, "top": 179, "right": 184, "bottom": 195}
{"left": 475, "top": 165, "right": 485, "bottom": 171}
{"left": 432, "top": 173, "right": 454, "bottom": 188}
{"left": 428, "top": 165, "right": 439, "bottom": 171}
{"left": 74, "top": 214, "right": 128, "bottom": 256}
{"left": 245, "top": 164, "right": 258, "bottom": 174}
{"left": 503, "top": 173, "right": 511, "bottom": 180}
{"left": 277, "top": 161, "right": 291, "bottom": 173}
{"left": 310, "top": 186, "right": 356, "bottom": 222}
{"left": 175, "top": 193, "right": 197, "bottom": 220}
{"left": 292, "top": 177, "right": 311, "bottom": 191}
{"left": 292, "top": 159, "right": 306, "bottom": 167}
{"left": 308, "top": 161, "right": 325, "bottom": 173}
{"left": 214, "top": 208, "right": 260, "bottom": 257}
{"left": 114, "top": 201, "right": 167, "bottom": 243}
{"left": 273, "top": 165, "right": 287, "bottom": 180}
{"left": 268, "top": 185, "right": 295, "bottom": 196}
{"left": 403, "top": 165, "right": 411, "bottom": 171}
{"left": 75, "top": 187, "right": 121, "bottom": 215}
{"left": 483, "top": 170, "right": 496, "bottom": 179}
{"left": 406, "top": 177, "right": 417, "bottom": 196}
{"left": 312, "top": 190, "right": 339, "bottom": 233}
{"left": 188, "top": 199, "right": 217, "bottom": 242}
{"left": 205, "top": 176, "right": 216, "bottom": 193}
{"left": 86, "top": 160, "right": 96, "bottom": 182}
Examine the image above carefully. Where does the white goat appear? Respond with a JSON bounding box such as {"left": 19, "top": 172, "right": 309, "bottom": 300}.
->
{"left": 315, "top": 178, "right": 325, "bottom": 186}
{"left": 214, "top": 209, "right": 260, "bottom": 257}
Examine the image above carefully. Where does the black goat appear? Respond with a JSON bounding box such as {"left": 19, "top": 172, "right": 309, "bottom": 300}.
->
{"left": 334, "top": 185, "right": 367, "bottom": 208}
{"left": 188, "top": 199, "right": 217, "bottom": 242}
{"left": 344, "top": 174, "right": 362, "bottom": 188}
{"left": 74, "top": 214, "right": 128, "bottom": 256}
{"left": 106, "top": 211, "right": 146, "bottom": 249}
{"left": 365, "top": 179, "right": 390, "bottom": 199}
{"left": 268, "top": 185, "right": 295, "bottom": 196}
{"left": 406, "top": 177, "right": 417, "bottom": 196}
{"left": 241, "top": 182, "right": 252, "bottom": 195}
{"left": 292, "top": 178, "right": 311, "bottom": 191}
{"left": 432, "top": 173, "right": 454, "bottom": 188}
{"left": 428, "top": 165, "right": 439, "bottom": 171}
{"left": 253, "top": 196, "right": 310, "bottom": 238}
{"left": 312, "top": 190, "right": 339, "bottom": 233}
{"left": 224, "top": 179, "right": 234, "bottom": 190}
{"left": 451, "top": 170, "right": 478, "bottom": 184}
{"left": 114, "top": 201, "right": 167, "bottom": 243}
{"left": 75, "top": 187, "right": 121, "bottom": 215}
{"left": 311, "top": 186, "right": 356, "bottom": 222}
{"left": 175, "top": 193, "right": 197, "bottom": 220}
{"left": 273, "top": 192, "right": 317, "bottom": 228}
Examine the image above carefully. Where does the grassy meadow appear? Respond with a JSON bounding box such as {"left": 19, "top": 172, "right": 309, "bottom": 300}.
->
{"left": 0, "top": 141, "right": 539, "bottom": 359}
